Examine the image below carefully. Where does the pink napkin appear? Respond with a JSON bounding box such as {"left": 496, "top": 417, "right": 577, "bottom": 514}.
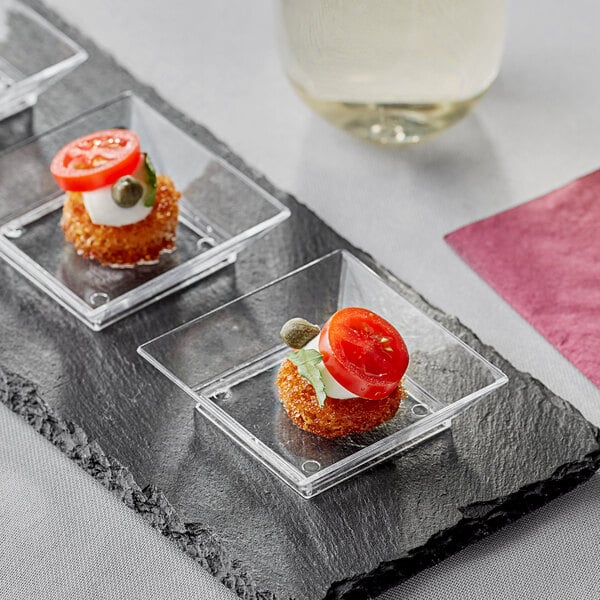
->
{"left": 445, "top": 170, "right": 600, "bottom": 388}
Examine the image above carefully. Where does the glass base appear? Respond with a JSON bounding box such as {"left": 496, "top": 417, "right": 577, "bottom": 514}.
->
{"left": 292, "top": 82, "right": 486, "bottom": 145}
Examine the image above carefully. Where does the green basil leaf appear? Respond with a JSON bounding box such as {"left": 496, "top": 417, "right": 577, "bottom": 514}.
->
{"left": 288, "top": 348, "right": 327, "bottom": 408}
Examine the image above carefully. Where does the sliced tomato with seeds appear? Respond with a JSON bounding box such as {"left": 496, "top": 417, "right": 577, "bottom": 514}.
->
{"left": 318, "top": 307, "right": 409, "bottom": 400}
{"left": 50, "top": 129, "right": 141, "bottom": 192}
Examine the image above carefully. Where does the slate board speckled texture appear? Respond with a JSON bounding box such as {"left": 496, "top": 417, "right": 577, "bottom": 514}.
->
{"left": 1, "top": 2, "right": 600, "bottom": 599}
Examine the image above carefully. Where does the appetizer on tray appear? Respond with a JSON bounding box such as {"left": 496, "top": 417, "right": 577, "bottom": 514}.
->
{"left": 50, "top": 129, "right": 181, "bottom": 267}
{"left": 277, "top": 307, "right": 409, "bottom": 438}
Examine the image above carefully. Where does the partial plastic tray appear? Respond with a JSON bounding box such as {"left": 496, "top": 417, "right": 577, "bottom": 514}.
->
{"left": 138, "top": 250, "right": 508, "bottom": 498}
{"left": 0, "top": 92, "right": 290, "bottom": 330}
{"left": 0, "top": 0, "right": 87, "bottom": 120}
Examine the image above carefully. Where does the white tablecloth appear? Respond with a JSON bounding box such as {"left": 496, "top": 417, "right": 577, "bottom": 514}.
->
{"left": 2, "top": 0, "right": 600, "bottom": 597}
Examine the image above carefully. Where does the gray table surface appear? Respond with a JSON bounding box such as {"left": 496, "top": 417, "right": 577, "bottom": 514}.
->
{"left": 2, "top": 0, "right": 600, "bottom": 598}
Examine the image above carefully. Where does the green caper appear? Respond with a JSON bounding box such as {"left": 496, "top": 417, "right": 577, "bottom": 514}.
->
{"left": 280, "top": 317, "right": 320, "bottom": 349}
{"left": 111, "top": 175, "right": 144, "bottom": 208}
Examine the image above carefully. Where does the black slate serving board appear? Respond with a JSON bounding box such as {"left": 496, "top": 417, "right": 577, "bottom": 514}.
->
{"left": 1, "top": 3, "right": 599, "bottom": 599}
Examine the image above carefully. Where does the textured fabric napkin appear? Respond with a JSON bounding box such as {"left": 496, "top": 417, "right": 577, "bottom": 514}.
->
{"left": 445, "top": 170, "right": 600, "bottom": 388}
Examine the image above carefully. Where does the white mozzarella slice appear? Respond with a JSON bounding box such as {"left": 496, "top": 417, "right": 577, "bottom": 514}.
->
{"left": 304, "top": 336, "right": 357, "bottom": 399}
{"left": 82, "top": 185, "right": 153, "bottom": 226}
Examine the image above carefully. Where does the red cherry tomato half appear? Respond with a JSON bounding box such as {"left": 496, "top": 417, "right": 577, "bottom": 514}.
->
{"left": 319, "top": 307, "right": 409, "bottom": 400}
{"left": 50, "top": 129, "right": 141, "bottom": 192}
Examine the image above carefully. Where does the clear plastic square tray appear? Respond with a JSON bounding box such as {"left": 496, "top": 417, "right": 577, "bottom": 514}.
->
{"left": 0, "top": 0, "right": 88, "bottom": 120}
{"left": 138, "top": 250, "right": 508, "bottom": 498}
{"left": 0, "top": 92, "right": 290, "bottom": 330}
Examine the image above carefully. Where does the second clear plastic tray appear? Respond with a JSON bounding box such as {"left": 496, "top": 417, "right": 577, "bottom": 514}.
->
{"left": 139, "top": 250, "right": 508, "bottom": 498}
{"left": 0, "top": 0, "right": 88, "bottom": 120}
{"left": 0, "top": 92, "right": 290, "bottom": 329}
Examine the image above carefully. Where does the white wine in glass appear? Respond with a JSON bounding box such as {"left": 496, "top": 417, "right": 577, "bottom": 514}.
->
{"left": 277, "top": 0, "right": 507, "bottom": 144}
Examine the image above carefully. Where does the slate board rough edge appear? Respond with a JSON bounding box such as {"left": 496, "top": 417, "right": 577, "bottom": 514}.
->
{"left": 3, "top": 365, "right": 600, "bottom": 600}
{"left": 0, "top": 367, "right": 274, "bottom": 600}
{"left": 329, "top": 443, "right": 600, "bottom": 599}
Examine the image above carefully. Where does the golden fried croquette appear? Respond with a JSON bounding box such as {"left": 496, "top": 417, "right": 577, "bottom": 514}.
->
{"left": 276, "top": 359, "right": 406, "bottom": 438}
{"left": 61, "top": 174, "right": 180, "bottom": 267}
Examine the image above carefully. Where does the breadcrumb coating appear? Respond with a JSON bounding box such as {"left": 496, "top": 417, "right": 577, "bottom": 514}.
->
{"left": 61, "top": 174, "right": 180, "bottom": 267}
{"left": 276, "top": 359, "right": 406, "bottom": 438}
